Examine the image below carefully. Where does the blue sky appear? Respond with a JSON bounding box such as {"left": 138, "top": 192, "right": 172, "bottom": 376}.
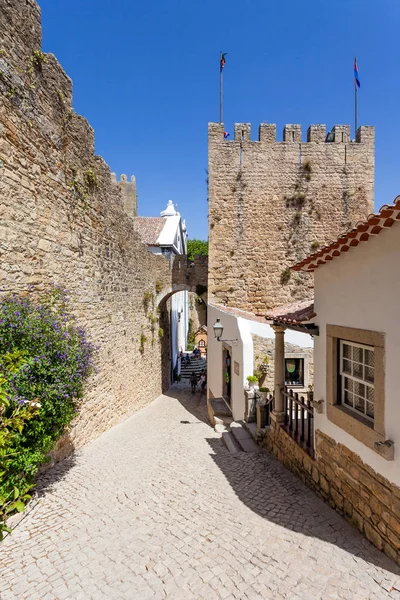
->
{"left": 39, "top": 0, "right": 399, "bottom": 241}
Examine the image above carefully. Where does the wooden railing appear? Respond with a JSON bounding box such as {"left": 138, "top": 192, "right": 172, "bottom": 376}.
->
{"left": 282, "top": 388, "right": 315, "bottom": 458}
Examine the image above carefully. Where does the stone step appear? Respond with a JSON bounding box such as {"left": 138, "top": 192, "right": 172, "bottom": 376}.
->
{"left": 230, "top": 422, "right": 260, "bottom": 453}
{"left": 241, "top": 420, "right": 258, "bottom": 441}
{"left": 221, "top": 431, "right": 242, "bottom": 455}
{"left": 207, "top": 397, "right": 232, "bottom": 427}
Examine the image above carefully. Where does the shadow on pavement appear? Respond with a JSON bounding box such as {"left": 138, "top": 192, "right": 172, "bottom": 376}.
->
{"left": 35, "top": 453, "right": 77, "bottom": 498}
{"left": 205, "top": 436, "right": 400, "bottom": 578}
{"left": 164, "top": 383, "right": 210, "bottom": 426}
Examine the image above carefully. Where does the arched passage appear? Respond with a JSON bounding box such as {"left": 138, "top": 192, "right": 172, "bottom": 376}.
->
{"left": 157, "top": 284, "right": 207, "bottom": 390}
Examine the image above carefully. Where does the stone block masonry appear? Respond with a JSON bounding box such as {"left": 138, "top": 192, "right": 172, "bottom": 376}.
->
{"left": 0, "top": 0, "right": 175, "bottom": 458}
{"left": 262, "top": 422, "right": 400, "bottom": 565}
{"left": 208, "top": 122, "right": 374, "bottom": 312}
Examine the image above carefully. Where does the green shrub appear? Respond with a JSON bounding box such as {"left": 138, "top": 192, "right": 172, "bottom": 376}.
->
{"left": 0, "top": 287, "right": 95, "bottom": 535}
{"left": 139, "top": 333, "right": 147, "bottom": 353}
{"left": 246, "top": 375, "right": 258, "bottom": 384}
{"left": 187, "top": 239, "right": 208, "bottom": 261}
{"left": 259, "top": 387, "right": 270, "bottom": 393}
{"left": 280, "top": 268, "right": 291, "bottom": 285}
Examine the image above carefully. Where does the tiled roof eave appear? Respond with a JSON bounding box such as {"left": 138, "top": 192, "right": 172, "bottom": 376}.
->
{"left": 292, "top": 198, "right": 400, "bottom": 273}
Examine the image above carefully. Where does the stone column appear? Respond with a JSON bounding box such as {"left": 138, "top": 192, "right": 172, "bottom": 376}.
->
{"left": 271, "top": 325, "right": 286, "bottom": 423}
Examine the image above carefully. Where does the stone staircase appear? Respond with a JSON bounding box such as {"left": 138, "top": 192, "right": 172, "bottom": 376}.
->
{"left": 180, "top": 356, "right": 206, "bottom": 380}
{"left": 220, "top": 420, "right": 260, "bottom": 455}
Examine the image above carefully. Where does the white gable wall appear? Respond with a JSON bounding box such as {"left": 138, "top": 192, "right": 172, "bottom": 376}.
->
{"left": 314, "top": 221, "right": 400, "bottom": 486}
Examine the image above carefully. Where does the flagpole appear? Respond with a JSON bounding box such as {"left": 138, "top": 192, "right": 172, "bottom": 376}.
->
{"left": 220, "top": 51, "right": 223, "bottom": 123}
{"left": 354, "top": 56, "right": 358, "bottom": 139}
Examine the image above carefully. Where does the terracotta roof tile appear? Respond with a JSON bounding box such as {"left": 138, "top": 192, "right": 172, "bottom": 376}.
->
{"left": 265, "top": 299, "right": 316, "bottom": 325}
{"left": 292, "top": 196, "right": 400, "bottom": 273}
{"left": 132, "top": 217, "right": 166, "bottom": 245}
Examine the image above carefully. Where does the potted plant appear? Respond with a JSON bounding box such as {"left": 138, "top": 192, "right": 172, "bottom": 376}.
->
{"left": 246, "top": 375, "right": 258, "bottom": 390}
{"left": 258, "top": 387, "right": 270, "bottom": 405}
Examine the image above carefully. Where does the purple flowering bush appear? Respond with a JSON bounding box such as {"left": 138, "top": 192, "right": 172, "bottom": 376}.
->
{"left": 0, "top": 287, "right": 95, "bottom": 535}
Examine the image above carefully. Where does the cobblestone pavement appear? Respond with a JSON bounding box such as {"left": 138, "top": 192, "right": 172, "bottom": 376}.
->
{"left": 1, "top": 386, "right": 400, "bottom": 600}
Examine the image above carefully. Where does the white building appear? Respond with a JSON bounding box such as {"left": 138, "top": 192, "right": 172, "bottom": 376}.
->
{"left": 133, "top": 200, "right": 189, "bottom": 378}
{"left": 292, "top": 198, "right": 400, "bottom": 484}
{"left": 208, "top": 303, "right": 313, "bottom": 422}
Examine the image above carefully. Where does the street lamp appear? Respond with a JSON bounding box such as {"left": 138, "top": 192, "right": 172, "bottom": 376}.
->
{"left": 213, "top": 318, "right": 224, "bottom": 340}
{"left": 212, "top": 318, "right": 238, "bottom": 345}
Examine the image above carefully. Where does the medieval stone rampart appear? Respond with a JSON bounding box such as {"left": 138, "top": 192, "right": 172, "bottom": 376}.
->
{"left": 0, "top": 0, "right": 177, "bottom": 457}
{"left": 208, "top": 122, "right": 374, "bottom": 311}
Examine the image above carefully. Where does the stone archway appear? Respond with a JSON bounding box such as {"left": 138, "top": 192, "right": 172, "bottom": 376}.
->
{"left": 156, "top": 255, "right": 208, "bottom": 390}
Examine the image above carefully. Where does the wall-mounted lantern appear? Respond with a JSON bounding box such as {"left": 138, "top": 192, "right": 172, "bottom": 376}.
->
{"left": 212, "top": 318, "right": 238, "bottom": 345}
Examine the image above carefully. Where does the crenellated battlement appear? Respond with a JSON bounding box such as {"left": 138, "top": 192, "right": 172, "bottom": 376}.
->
{"left": 111, "top": 174, "right": 137, "bottom": 217}
{"left": 209, "top": 122, "right": 374, "bottom": 144}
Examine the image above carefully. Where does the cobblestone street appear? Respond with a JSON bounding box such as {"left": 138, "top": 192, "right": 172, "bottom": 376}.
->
{"left": 1, "top": 386, "right": 400, "bottom": 600}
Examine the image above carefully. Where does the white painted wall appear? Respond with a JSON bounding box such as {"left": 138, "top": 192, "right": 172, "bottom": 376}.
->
{"left": 314, "top": 222, "right": 400, "bottom": 486}
{"left": 208, "top": 305, "right": 313, "bottom": 421}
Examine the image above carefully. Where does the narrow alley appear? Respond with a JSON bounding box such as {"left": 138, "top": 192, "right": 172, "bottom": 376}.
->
{"left": 1, "top": 387, "right": 399, "bottom": 600}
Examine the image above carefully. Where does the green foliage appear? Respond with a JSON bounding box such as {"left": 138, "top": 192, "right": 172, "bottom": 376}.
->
{"left": 143, "top": 291, "right": 154, "bottom": 311}
{"left": 259, "top": 387, "right": 270, "bottom": 393}
{"left": 83, "top": 169, "right": 98, "bottom": 192}
{"left": 0, "top": 288, "right": 95, "bottom": 537}
{"left": 30, "top": 50, "right": 47, "bottom": 69}
{"left": 246, "top": 375, "right": 258, "bottom": 384}
{"left": 187, "top": 319, "right": 195, "bottom": 346}
{"left": 292, "top": 211, "right": 302, "bottom": 226}
{"left": 158, "top": 327, "right": 164, "bottom": 338}
{"left": 303, "top": 160, "right": 312, "bottom": 173}
{"left": 280, "top": 268, "right": 291, "bottom": 285}
{"left": 195, "top": 284, "right": 207, "bottom": 297}
{"left": 155, "top": 280, "right": 163, "bottom": 294}
{"left": 187, "top": 239, "right": 208, "bottom": 262}
{"left": 311, "top": 241, "right": 321, "bottom": 250}
{"left": 67, "top": 167, "right": 98, "bottom": 211}
{"left": 139, "top": 334, "right": 147, "bottom": 354}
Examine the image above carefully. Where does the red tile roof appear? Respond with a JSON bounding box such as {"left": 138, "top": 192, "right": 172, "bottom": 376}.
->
{"left": 292, "top": 197, "right": 400, "bottom": 273}
{"left": 132, "top": 217, "right": 166, "bottom": 245}
{"left": 265, "top": 300, "right": 316, "bottom": 325}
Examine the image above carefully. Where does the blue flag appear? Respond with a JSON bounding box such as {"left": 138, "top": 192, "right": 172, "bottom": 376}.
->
{"left": 354, "top": 58, "right": 360, "bottom": 89}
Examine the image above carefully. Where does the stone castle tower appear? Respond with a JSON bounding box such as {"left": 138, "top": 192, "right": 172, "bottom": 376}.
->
{"left": 208, "top": 122, "right": 374, "bottom": 312}
{"left": 111, "top": 173, "right": 137, "bottom": 216}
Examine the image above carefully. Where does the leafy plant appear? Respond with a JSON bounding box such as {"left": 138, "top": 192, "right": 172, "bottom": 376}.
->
{"left": 30, "top": 50, "right": 47, "bottom": 70}
{"left": 187, "top": 240, "right": 208, "bottom": 262}
{"left": 0, "top": 288, "right": 95, "bottom": 536}
{"left": 311, "top": 241, "right": 321, "bottom": 250}
{"left": 83, "top": 169, "right": 98, "bottom": 192}
{"left": 246, "top": 375, "right": 258, "bottom": 384}
{"left": 158, "top": 327, "right": 164, "bottom": 338}
{"left": 155, "top": 280, "right": 163, "bottom": 294}
{"left": 143, "top": 291, "right": 154, "bottom": 311}
{"left": 139, "top": 334, "right": 147, "bottom": 354}
{"left": 259, "top": 387, "right": 270, "bottom": 393}
{"left": 195, "top": 284, "right": 207, "bottom": 297}
{"left": 280, "top": 268, "right": 291, "bottom": 285}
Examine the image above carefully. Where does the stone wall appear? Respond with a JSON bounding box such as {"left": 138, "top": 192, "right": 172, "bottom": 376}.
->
{"left": 0, "top": 0, "right": 175, "bottom": 457}
{"left": 252, "top": 334, "right": 313, "bottom": 393}
{"left": 262, "top": 423, "right": 400, "bottom": 565}
{"left": 208, "top": 122, "right": 374, "bottom": 312}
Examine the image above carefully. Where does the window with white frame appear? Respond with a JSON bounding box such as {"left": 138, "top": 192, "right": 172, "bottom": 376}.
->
{"left": 339, "top": 340, "right": 374, "bottom": 421}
